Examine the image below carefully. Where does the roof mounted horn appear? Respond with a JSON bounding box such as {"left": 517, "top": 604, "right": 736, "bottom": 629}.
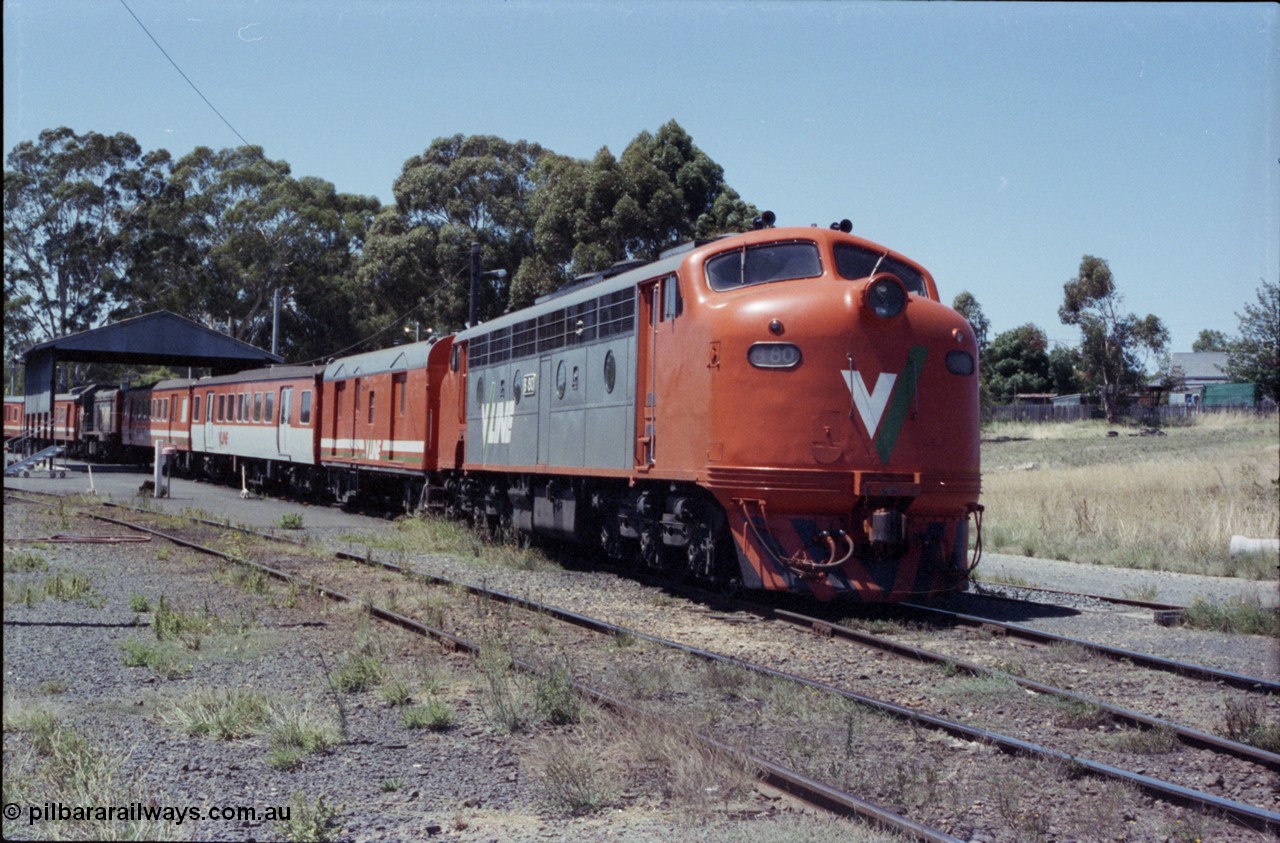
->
{"left": 752, "top": 210, "right": 776, "bottom": 230}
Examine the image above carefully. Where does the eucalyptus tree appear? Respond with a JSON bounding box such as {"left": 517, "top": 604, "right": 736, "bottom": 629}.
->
{"left": 4, "top": 127, "right": 170, "bottom": 344}
{"left": 121, "top": 145, "right": 379, "bottom": 362}
{"left": 1059, "top": 255, "right": 1169, "bottom": 421}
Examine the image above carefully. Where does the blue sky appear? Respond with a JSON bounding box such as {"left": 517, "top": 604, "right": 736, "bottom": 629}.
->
{"left": 4, "top": 1, "right": 1276, "bottom": 357}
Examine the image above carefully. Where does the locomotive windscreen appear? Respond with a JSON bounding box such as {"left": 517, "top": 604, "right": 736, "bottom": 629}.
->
{"left": 833, "top": 244, "right": 927, "bottom": 295}
{"left": 705, "top": 241, "right": 822, "bottom": 290}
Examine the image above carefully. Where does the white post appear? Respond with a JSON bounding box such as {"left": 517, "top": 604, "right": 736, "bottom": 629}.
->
{"left": 153, "top": 441, "right": 164, "bottom": 498}
{"left": 87, "top": 464, "right": 96, "bottom": 496}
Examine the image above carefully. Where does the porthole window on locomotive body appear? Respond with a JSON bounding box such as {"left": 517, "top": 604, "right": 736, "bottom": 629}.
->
{"left": 555, "top": 361, "right": 567, "bottom": 399}
{"left": 603, "top": 351, "right": 616, "bottom": 393}
{"left": 475, "top": 376, "right": 485, "bottom": 406}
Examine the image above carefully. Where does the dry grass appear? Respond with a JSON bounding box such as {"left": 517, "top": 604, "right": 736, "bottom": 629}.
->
{"left": 981, "top": 415, "right": 1278, "bottom": 578}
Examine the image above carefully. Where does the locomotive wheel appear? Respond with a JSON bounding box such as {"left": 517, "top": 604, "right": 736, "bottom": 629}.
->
{"left": 599, "top": 519, "right": 624, "bottom": 562}
{"left": 638, "top": 523, "right": 664, "bottom": 572}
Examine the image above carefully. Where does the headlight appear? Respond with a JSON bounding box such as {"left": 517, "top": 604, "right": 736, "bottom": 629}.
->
{"left": 748, "top": 343, "right": 802, "bottom": 369}
{"left": 946, "top": 350, "right": 975, "bottom": 375}
{"left": 863, "top": 274, "right": 907, "bottom": 320}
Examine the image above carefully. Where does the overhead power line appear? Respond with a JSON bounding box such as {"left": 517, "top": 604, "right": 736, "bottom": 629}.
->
{"left": 117, "top": 0, "right": 253, "bottom": 149}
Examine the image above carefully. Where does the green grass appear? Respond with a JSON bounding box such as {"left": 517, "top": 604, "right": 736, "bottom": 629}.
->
{"left": 981, "top": 415, "right": 1279, "bottom": 578}
{"left": 1181, "top": 595, "right": 1279, "bottom": 637}
{"left": 400, "top": 699, "right": 456, "bottom": 731}
{"left": 4, "top": 549, "right": 49, "bottom": 572}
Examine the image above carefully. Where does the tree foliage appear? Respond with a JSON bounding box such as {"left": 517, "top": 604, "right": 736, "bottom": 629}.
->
{"left": 5, "top": 120, "right": 754, "bottom": 366}
{"left": 1191, "top": 329, "right": 1229, "bottom": 353}
{"left": 4, "top": 127, "right": 169, "bottom": 345}
{"left": 1059, "top": 255, "right": 1169, "bottom": 421}
{"left": 951, "top": 290, "right": 990, "bottom": 355}
{"left": 1225, "top": 279, "right": 1279, "bottom": 403}
{"left": 984, "top": 323, "right": 1052, "bottom": 403}
{"left": 118, "top": 145, "right": 380, "bottom": 362}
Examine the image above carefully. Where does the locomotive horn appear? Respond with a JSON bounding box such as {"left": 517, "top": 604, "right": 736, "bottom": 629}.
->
{"left": 752, "top": 210, "right": 776, "bottom": 230}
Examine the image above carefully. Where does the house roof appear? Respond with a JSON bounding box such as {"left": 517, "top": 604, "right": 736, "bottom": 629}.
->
{"left": 1171, "top": 352, "right": 1230, "bottom": 382}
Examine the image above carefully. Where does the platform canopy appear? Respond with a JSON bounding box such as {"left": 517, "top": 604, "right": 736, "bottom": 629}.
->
{"left": 20, "top": 310, "right": 283, "bottom": 414}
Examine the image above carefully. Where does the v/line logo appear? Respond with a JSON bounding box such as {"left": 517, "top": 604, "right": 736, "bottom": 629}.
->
{"left": 841, "top": 345, "right": 928, "bottom": 465}
{"left": 481, "top": 399, "right": 515, "bottom": 445}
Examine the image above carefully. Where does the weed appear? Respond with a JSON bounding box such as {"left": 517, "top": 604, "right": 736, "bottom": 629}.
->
{"left": 165, "top": 687, "right": 271, "bottom": 739}
{"left": 3, "top": 700, "right": 182, "bottom": 839}
{"left": 1108, "top": 726, "right": 1177, "bottom": 755}
{"left": 119, "top": 638, "right": 190, "bottom": 679}
{"left": 1223, "top": 697, "right": 1280, "bottom": 752}
{"left": 401, "top": 699, "right": 456, "bottom": 731}
{"left": 330, "top": 644, "right": 386, "bottom": 694}
{"left": 379, "top": 778, "right": 404, "bottom": 793}
{"left": 3, "top": 549, "right": 48, "bottom": 572}
{"left": 129, "top": 593, "right": 151, "bottom": 613}
{"left": 539, "top": 741, "right": 616, "bottom": 815}
{"left": 1051, "top": 699, "right": 1109, "bottom": 730}
{"left": 267, "top": 703, "right": 342, "bottom": 760}
{"left": 378, "top": 674, "right": 415, "bottom": 706}
{"left": 1182, "top": 595, "right": 1280, "bottom": 637}
{"left": 534, "top": 660, "right": 581, "bottom": 726}
{"left": 35, "top": 679, "right": 69, "bottom": 695}
{"left": 274, "top": 792, "right": 342, "bottom": 843}
{"left": 279, "top": 512, "right": 305, "bottom": 530}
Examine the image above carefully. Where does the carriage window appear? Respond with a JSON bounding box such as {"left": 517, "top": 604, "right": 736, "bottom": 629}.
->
{"left": 299, "top": 391, "right": 313, "bottom": 424}
{"left": 237, "top": 393, "right": 245, "bottom": 422}
{"left": 264, "top": 391, "right": 274, "bottom": 423}
{"left": 368, "top": 391, "right": 376, "bottom": 424}
{"left": 705, "top": 241, "right": 821, "bottom": 290}
{"left": 253, "top": 392, "right": 263, "bottom": 422}
{"left": 193, "top": 395, "right": 201, "bottom": 422}
{"left": 833, "top": 244, "right": 927, "bottom": 295}
{"left": 217, "top": 394, "right": 226, "bottom": 422}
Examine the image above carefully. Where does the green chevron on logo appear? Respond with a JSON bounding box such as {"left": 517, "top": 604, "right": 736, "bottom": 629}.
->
{"left": 872, "top": 345, "right": 928, "bottom": 464}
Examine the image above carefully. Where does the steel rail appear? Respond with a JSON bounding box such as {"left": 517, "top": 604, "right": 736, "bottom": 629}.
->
{"left": 12, "top": 493, "right": 1279, "bottom": 833}
{"left": 900, "top": 601, "right": 1279, "bottom": 693}
{"left": 765, "top": 608, "right": 1280, "bottom": 769}
{"left": 66, "top": 508, "right": 959, "bottom": 843}
{"left": 969, "top": 581, "right": 1184, "bottom": 612}
{"left": 327, "top": 550, "right": 1280, "bottom": 835}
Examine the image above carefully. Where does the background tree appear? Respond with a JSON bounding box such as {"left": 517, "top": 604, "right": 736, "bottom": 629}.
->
{"left": 984, "top": 323, "right": 1052, "bottom": 403}
{"left": 516, "top": 121, "right": 756, "bottom": 309}
{"left": 1059, "top": 255, "right": 1169, "bottom": 422}
{"left": 4, "top": 127, "right": 169, "bottom": 344}
{"left": 951, "top": 290, "right": 990, "bottom": 355}
{"left": 1225, "top": 279, "right": 1279, "bottom": 404}
{"left": 1191, "top": 329, "right": 1230, "bottom": 353}
{"left": 375, "top": 134, "right": 550, "bottom": 331}
{"left": 119, "top": 145, "right": 380, "bottom": 362}
{"left": 1047, "top": 345, "right": 1083, "bottom": 396}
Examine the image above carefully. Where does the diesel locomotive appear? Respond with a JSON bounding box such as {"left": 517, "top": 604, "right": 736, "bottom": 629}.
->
{"left": 11, "top": 218, "right": 982, "bottom": 601}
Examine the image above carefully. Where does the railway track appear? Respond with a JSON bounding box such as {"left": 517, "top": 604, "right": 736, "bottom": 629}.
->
{"left": 9, "top": 491, "right": 1276, "bottom": 838}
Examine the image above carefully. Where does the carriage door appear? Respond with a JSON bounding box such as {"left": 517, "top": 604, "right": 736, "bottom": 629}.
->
{"left": 203, "top": 391, "right": 214, "bottom": 452}
{"left": 277, "top": 387, "right": 294, "bottom": 459}
{"left": 635, "top": 279, "right": 662, "bottom": 468}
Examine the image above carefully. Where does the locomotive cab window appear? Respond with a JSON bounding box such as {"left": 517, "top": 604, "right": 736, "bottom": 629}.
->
{"left": 706, "top": 241, "right": 821, "bottom": 290}
{"left": 299, "top": 391, "right": 313, "bottom": 425}
{"left": 833, "top": 244, "right": 927, "bottom": 296}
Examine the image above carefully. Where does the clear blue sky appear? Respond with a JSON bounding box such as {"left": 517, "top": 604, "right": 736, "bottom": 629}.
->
{"left": 5, "top": 1, "right": 1276, "bottom": 357}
